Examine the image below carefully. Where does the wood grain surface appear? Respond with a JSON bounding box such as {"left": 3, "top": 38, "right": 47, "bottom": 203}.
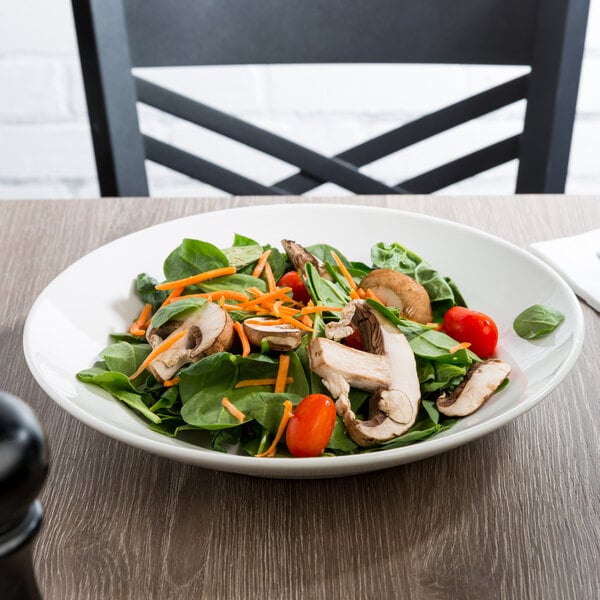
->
{"left": 1, "top": 195, "right": 599, "bottom": 600}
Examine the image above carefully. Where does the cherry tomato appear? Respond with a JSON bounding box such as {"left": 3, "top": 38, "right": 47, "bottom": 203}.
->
{"left": 343, "top": 326, "right": 365, "bottom": 351}
{"left": 277, "top": 270, "right": 311, "bottom": 305}
{"left": 442, "top": 306, "right": 499, "bottom": 358}
{"left": 286, "top": 394, "right": 336, "bottom": 457}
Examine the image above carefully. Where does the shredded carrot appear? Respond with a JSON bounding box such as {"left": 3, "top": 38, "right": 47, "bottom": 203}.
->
{"left": 129, "top": 303, "right": 153, "bottom": 336}
{"left": 251, "top": 249, "right": 272, "bottom": 278}
{"left": 449, "top": 341, "right": 471, "bottom": 354}
{"left": 222, "top": 397, "right": 246, "bottom": 423}
{"left": 128, "top": 328, "right": 189, "bottom": 380}
{"left": 233, "top": 321, "right": 251, "bottom": 357}
{"left": 244, "top": 318, "right": 286, "bottom": 326}
{"left": 349, "top": 289, "right": 361, "bottom": 300}
{"left": 301, "top": 314, "right": 313, "bottom": 328}
{"left": 264, "top": 262, "right": 277, "bottom": 292}
{"left": 278, "top": 312, "right": 314, "bottom": 332}
{"left": 256, "top": 400, "right": 293, "bottom": 457}
{"left": 358, "top": 288, "right": 368, "bottom": 299}
{"left": 170, "top": 290, "right": 250, "bottom": 304}
{"left": 160, "top": 286, "right": 185, "bottom": 308}
{"left": 330, "top": 250, "right": 357, "bottom": 290}
{"left": 248, "top": 287, "right": 265, "bottom": 298}
{"left": 238, "top": 287, "right": 293, "bottom": 308}
{"left": 155, "top": 266, "right": 236, "bottom": 291}
{"left": 364, "top": 288, "right": 383, "bottom": 303}
{"left": 274, "top": 354, "right": 291, "bottom": 393}
{"left": 300, "top": 305, "right": 344, "bottom": 314}
{"left": 426, "top": 322, "right": 443, "bottom": 331}
{"left": 235, "top": 377, "right": 294, "bottom": 389}
{"left": 163, "top": 377, "right": 180, "bottom": 387}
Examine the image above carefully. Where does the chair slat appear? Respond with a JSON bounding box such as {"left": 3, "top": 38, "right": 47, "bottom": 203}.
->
{"left": 277, "top": 75, "right": 529, "bottom": 194}
{"left": 125, "top": 0, "right": 537, "bottom": 67}
{"left": 143, "top": 136, "right": 289, "bottom": 196}
{"left": 136, "top": 78, "right": 406, "bottom": 194}
{"left": 399, "top": 136, "right": 520, "bottom": 193}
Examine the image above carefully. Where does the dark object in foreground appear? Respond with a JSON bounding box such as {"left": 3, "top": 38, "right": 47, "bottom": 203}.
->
{"left": 0, "top": 391, "right": 48, "bottom": 599}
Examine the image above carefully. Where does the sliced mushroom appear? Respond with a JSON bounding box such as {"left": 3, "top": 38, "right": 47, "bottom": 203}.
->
{"left": 145, "top": 302, "right": 234, "bottom": 382}
{"left": 308, "top": 300, "right": 421, "bottom": 447}
{"left": 436, "top": 358, "right": 511, "bottom": 417}
{"left": 243, "top": 317, "right": 303, "bottom": 351}
{"left": 281, "top": 239, "right": 330, "bottom": 279}
{"left": 359, "top": 269, "right": 432, "bottom": 323}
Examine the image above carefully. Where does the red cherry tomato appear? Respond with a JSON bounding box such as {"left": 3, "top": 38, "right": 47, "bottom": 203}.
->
{"left": 442, "top": 306, "right": 499, "bottom": 358}
{"left": 343, "top": 326, "right": 365, "bottom": 351}
{"left": 277, "top": 270, "right": 311, "bottom": 305}
{"left": 286, "top": 394, "right": 336, "bottom": 457}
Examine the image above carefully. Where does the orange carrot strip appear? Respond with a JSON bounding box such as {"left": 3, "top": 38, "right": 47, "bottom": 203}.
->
{"left": 248, "top": 287, "right": 265, "bottom": 297}
{"left": 223, "top": 303, "right": 253, "bottom": 311}
{"left": 256, "top": 400, "right": 294, "bottom": 457}
{"left": 155, "top": 266, "right": 236, "bottom": 290}
{"left": 300, "top": 305, "right": 344, "bottom": 314}
{"left": 244, "top": 318, "right": 286, "bottom": 326}
{"left": 222, "top": 397, "right": 246, "bottom": 423}
{"left": 173, "top": 290, "right": 249, "bottom": 303}
{"left": 301, "top": 315, "right": 313, "bottom": 328}
{"left": 357, "top": 288, "right": 367, "bottom": 299}
{"left": 251, "top": 249, "right": 272, "bottom": 278}
{"left": 349, "top": 289, "right": 361, "bottom": 300}
{"left": 129, "top": 303, "right": 153, "bottom": 336}
{"left": 426, "top": 322, "right": 443, "bottom": 331}
{"left": 449, "top": 341, "right": 471, "bottom": 354}
{"left": 163, "top": 377, "right": 180, "bottom": 387}
{"left": 279, "top": 312, "right": 315, "bottom": 332}
{"left": 238, "top": 287, "right": 293, "bottom": 308}
{"left": 274, "top": 354, "right": 290, "bottom": 394}
{"left": 264, "top": 262, "right": 277, "bottom": 292}
{"left": 235, "top": 377, "right": 294, "bottom": 389}
{"left": 129, "top": 328, "right": 189, "bottom": 380}
{"left": 160, "top": 286, "right": 185, "bottom": 307}
{"left": 365, "top": 288, "right": 383, "bottom": 303}
{"left": 233, "top": 322, "right": 251, "bottom": 357}
{"left": 330, "top": 250, "right": 357, "bottom": 290}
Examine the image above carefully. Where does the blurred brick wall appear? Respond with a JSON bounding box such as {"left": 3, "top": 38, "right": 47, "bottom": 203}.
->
{"left": 0, "top": 0, "right": 598, "bottom": 199}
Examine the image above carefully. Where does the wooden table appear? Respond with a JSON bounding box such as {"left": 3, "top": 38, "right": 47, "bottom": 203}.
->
{"left": 1, "top": 195, "right": 599, "bottom": 599}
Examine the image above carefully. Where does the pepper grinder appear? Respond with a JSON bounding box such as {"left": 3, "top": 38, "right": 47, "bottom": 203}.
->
{"left": 0, "top": 391, "right": 48, "bottom": 599}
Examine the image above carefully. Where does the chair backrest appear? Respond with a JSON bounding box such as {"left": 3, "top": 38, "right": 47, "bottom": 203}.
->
{"left": 72, "top": 0, "right": 590, "bottom": 196}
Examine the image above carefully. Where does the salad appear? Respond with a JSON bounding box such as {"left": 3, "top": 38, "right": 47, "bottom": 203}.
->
{"left": 77, "top": 235, "right": 511, "bottom": 458}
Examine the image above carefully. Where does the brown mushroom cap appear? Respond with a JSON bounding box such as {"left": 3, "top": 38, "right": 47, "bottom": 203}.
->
{"left": 145, "top": 302, "right": 234, "bottom": 382}
{"left": 359, "top": 269, "right": 432, "bottom": 323}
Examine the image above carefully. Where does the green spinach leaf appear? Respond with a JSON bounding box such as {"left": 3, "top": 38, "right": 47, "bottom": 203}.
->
{"left": 513, "top": 304, "right": 565, "bottom": 339}
{"left": 163, "top": 238, "right": 229, "bottom": 281}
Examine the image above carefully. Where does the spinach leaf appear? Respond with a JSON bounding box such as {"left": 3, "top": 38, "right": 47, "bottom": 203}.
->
{"left": 222, "top": 244, "right": 264, "bottom": 268}
{"left": 327, "top": 417, "right": 359, "bottom": 453}
{"left": 151, "top": 297, "right": 206, "bottom": 329}
{"left": 163, "top": 238, "right": 229, "bottom": 281}
{"left": 513, "top": 304, "right": 565, "bottom": 339}
{"left": 179, "top": 352, "right": 307, "bottom": 430}
{"left": 233, "top": 233, "right": 259, "bottom": 246}
{"left": 101, "top": 341, "right": 151, "bottom": 376}
{"left": 304, "top": 263, "right": 349, "bottom": 308}
{"left": 77, "top": 367, "right": 160, "bottom": 423}
{"left": 307, "top": 244, "right": 351, "bottom": 268}
{"left": 136, "top": 273, "right": 168, "bottom": 311}
{"left": 197, "top": 274, "right": 267, "bottom": 295}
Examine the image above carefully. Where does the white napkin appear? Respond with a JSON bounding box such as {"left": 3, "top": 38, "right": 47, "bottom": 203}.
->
{"left": 530, "top": 228, "right": 600, "bottom": 313}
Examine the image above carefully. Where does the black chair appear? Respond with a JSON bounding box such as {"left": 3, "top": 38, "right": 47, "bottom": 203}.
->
{"left": 72, "top": 0, "right": 590, "bottom": 197}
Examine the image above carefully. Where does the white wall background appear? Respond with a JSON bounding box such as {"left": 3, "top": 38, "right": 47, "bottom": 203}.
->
{"left": 0, "top": 1, "right": 598, "bottom": 199}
